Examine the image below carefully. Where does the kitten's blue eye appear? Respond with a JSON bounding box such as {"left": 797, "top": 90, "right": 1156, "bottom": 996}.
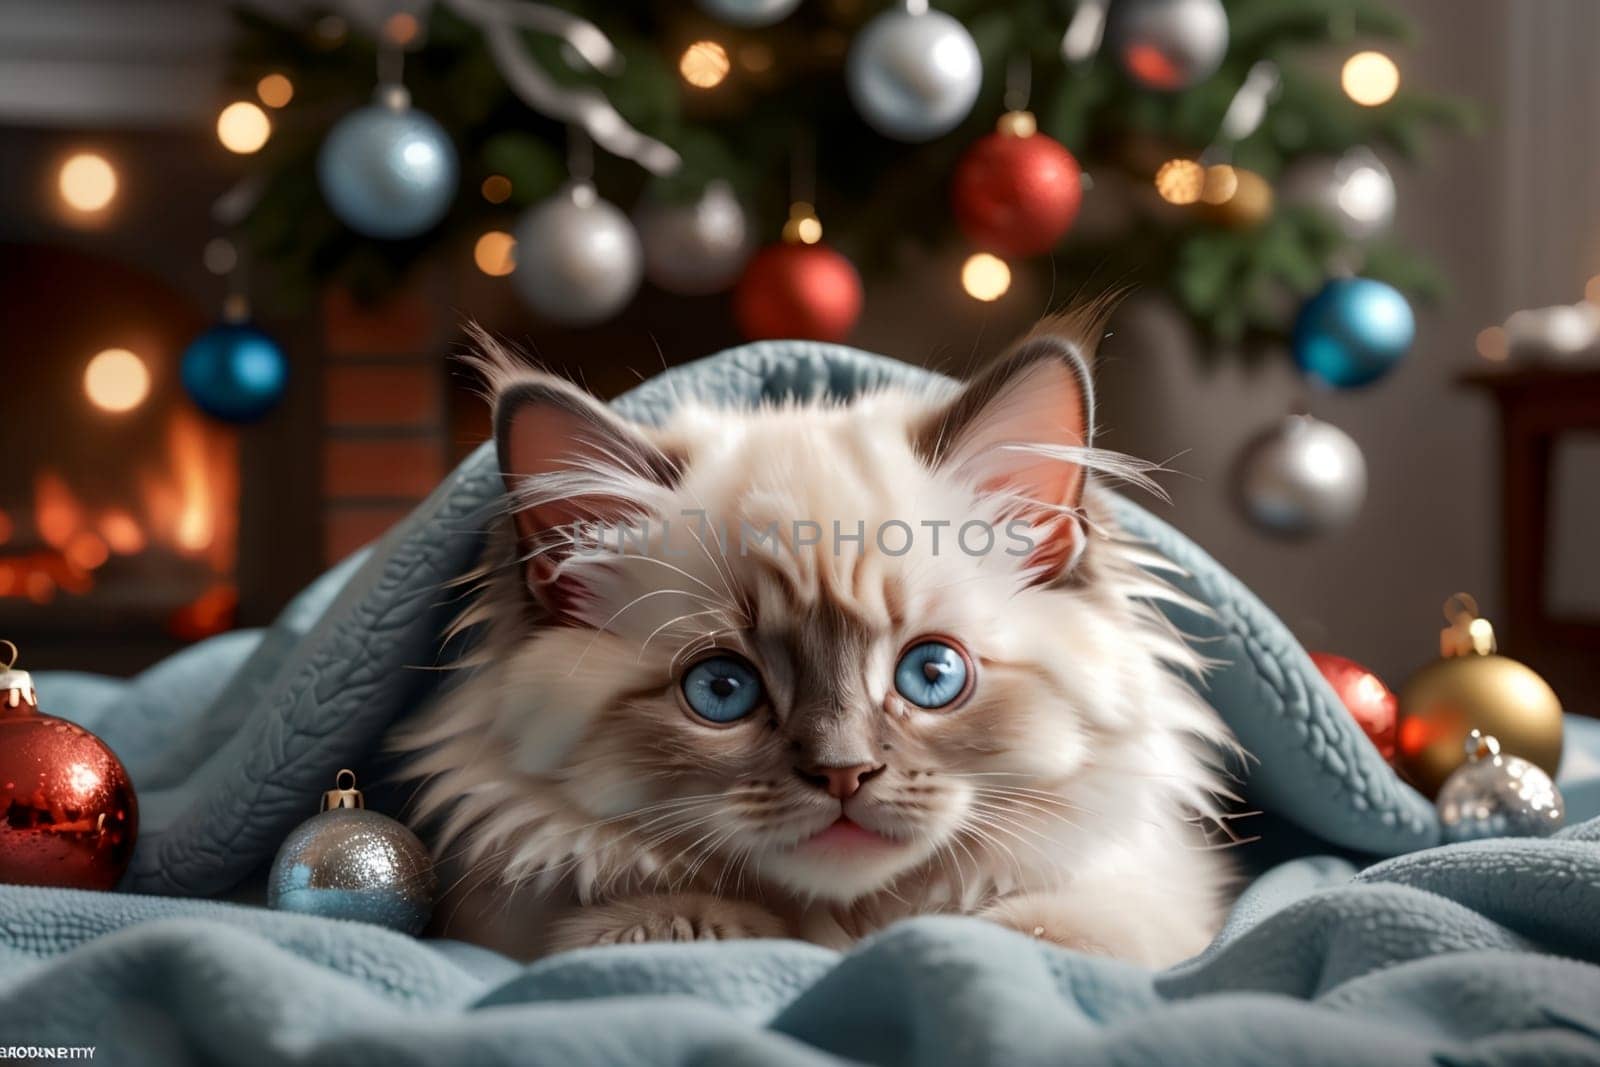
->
{"left": 895, "top": 640, "right": 972, "bottom": 710}
{"left": 681, "top": 655, "right": 764, "bottom": 724}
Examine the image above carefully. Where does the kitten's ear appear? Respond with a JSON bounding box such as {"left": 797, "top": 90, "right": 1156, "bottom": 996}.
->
{"left": 494, "top": 371, "right": 679, "bottom": 616}
{"left": 918, "top": 324, "right": 1097, "bottom": 583}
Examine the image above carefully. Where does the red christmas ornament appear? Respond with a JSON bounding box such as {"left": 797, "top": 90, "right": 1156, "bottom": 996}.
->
{"left": 0, "top": 642, "right": 138, "bottom": 890}
{"left": 952, "top": 111, "right": 1083, "bottom": 258}
{"left": 1310, "top": 651, "right": 1398, "bottom": 763}
{"left": 735, "top": 206, "right": 863, "bottom": 343}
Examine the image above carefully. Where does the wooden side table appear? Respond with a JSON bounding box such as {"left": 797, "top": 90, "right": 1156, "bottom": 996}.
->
{"left": 1464, "top": 365, "right": 1600, "bottom": 703}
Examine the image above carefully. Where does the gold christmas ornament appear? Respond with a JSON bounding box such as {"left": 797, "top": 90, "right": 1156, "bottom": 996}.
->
{"left": 1396, "top": 595, "right": 1563, "bottom": 798}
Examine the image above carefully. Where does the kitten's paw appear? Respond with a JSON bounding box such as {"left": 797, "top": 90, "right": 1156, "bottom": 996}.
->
{"left": 979, "top": 895, "right": 1112, "bottom": 956}
{"left": 546, "top": 894, "right": 786, "bottom": 953}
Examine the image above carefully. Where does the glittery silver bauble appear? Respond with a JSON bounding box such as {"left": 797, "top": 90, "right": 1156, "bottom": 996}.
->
{"left": 636, "top": 181, "right": 751, "bottom": 296}
{"left": 512, "top": 181, "right": 643, "bottom": 326}
{"left": 1437, "top": 731, "right": 1566, "bottom": 843}
{"left": 1107, "top": 0, "right": 1229, "bottom": 91}
{"left": 1233, "top": 414, "right": 1367, "bottom": 537}
{"left": 1282, "top": 148, "right": 1396, "bottom": 241}
{"left": 317, "top": 85, "right": 458, "bottom": 239}
{"left": 268, "top": 770, "right": 436, "bottom": 934}
{"left": 846, "top": 7, "right": 982, "bottom": 142}
{"left": 695, "top": 0, "right": 801, "bottom": 27}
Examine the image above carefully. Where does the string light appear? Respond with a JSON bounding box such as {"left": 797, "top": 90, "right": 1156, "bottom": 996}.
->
{"left": 481, "top": 175, "right": 513, "bottom": 204}
{"left": 1342, "top": 51, "right": 1399, "bottom": 107}
{"left": 256, "top": 73, "right": 294, "bottom": 108}
{"left": 217, "top": 101, "right": 271, "bottom": 154}
{"left": 680, "top": 41, "right": 731, "bottom": 89}
{"left": 58, "top": 152, "right": 118, "bottom": 214}
{"left": 84, "top": 349, "right": 151, "bottom": 414}
{"left": 474, "top": 231, "right": 516, "bottom": 276}
{"left": 961, "top": 253, "right": 1011, "bottom": 302}
{"left": 1155, "top": 159, "right": 1205, "bottom": 205}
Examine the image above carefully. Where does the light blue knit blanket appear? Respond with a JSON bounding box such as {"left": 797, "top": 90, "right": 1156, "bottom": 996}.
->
{"left": 4, "top": 343, "right": 1598, "bottom": 1065}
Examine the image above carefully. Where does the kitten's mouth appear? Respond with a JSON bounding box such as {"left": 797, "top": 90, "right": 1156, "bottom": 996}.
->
{"left": 800, "top": 816, "right": 899, "bottom": 852}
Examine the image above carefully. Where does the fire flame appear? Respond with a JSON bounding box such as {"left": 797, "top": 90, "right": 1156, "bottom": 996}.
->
{"left": 5, "top": 409, "right": 238, "bottom": 626}
{"left": 139, "top": 410, "right": 238, "bottom": 573}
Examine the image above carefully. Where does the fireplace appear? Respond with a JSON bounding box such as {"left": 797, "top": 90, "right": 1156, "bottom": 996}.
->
{"left": 1, "top": 243, "right": 247, "bottom": 670}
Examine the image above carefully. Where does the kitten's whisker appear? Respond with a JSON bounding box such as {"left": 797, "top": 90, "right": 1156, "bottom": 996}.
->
{"left": 638, "top": 608, "right": 727, "bottom": 660}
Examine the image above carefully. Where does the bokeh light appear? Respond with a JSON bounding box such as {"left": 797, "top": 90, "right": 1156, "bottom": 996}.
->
{"left": 1200, "top": 164, "right": 1239, "bottom": 205}
{"left": 203, "top": 237, "right": 238, "bottom": 276}
{"left": 474, "top": 231, "right": 516, "bottom": 276}
{"left": 783, "top": 203, "right": 824, "bottom": 244}
{"left": 217, "top": 101, "right": 271, "bottom": 154}
{"left": 66, "top": 531, "right": 110, "bottom": 572}
{"left": 1155, "top": 159, "right": 1205, "bottom": 205}
{"left": 256, "top": 73, "right": 294, "bottom": 108}
{"left": 384, "top": 12, "right": 420, "bottom": 46}
{"left": 99, "top": 509, "right": 146, "bottom": 555}
{"left": 961, "top": 253, "right": 1012, "bottom": 302}
{"left": 84, "top": 349, "right": 151, "bottom": 414}
{"left": 1342, "top": 51, "right": 1399, "bottom": 107}
{"left": 680, "top": 41, "right": 731, "bottom": 89}
{"left": 58, "top": 152, "right": 118, "bottom": 213}
{"left": 481, "top": 174, "right": 513, "bottom": 204}
{"left": 740, "top": 42, "right": 774, "bottom": 74}
{"left": 1475, "top": 326, "right": 1509, "bottom": 362}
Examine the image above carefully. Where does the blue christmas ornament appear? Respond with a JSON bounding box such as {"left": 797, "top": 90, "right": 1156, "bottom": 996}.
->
{"left": 181, "top": 320, "right": 289, "bottom": 423}
{"left": 317, "top": 85, "right": 457, "bottom": 239}
{"left": 1292, "top": 277, "right": 1415, "bottom": 388}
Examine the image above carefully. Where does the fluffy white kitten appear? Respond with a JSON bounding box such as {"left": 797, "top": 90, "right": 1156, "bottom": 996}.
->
{"left": 393, "top": 313, "right": 1239, "bottom": 966}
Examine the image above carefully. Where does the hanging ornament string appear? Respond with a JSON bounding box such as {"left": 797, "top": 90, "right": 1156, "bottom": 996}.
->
{"left": 1060, "top": 0, "right": 1109, "bottom": 65}
{"left": 441, "top": 0, "right": 679, "bottom": 176}
{"left": 377, "top": 21, "right": 405, "bottom": 88}
{"left": 1004, "top": 53, "right": 1031, "bottom": 115}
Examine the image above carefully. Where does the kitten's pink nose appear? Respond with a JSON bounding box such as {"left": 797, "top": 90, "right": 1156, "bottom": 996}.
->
{"left": 797, "top": 762, "right": 885, "bottom": 800}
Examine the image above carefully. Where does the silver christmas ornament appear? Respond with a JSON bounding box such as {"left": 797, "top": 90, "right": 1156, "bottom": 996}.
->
{"left": 1107, "top": 0, "right": 1229, "bottom": 92}
{"left": 636, "top": 181, "right": 751, "bottom": 295}
{"left": 695, "top": 0, "right": 802, "bottom": 27}
{"left": 268, "top": 770, "right": 437, "bottom": 934}
{"left": 1233, "top": 414, "right": 1367, "bottom": 537}
{"left": 1437, "top": 731, "right": 1566, "bottom": 843}
{"left": 1282, "top": 148, "right": 1396, "bottom": 241}
{"left": 512, "top": 181, "right": 644, "bottom": 326}
{"left": 317, "top": 85, "right": 458, "bottom": 239}
{"left": 846, "top": 5, "right": 982, "bottom": 143}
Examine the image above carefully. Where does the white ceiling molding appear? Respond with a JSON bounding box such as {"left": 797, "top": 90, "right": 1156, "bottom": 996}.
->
{"left": 0, "top": 0, "right": 231, "bottom": 127}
